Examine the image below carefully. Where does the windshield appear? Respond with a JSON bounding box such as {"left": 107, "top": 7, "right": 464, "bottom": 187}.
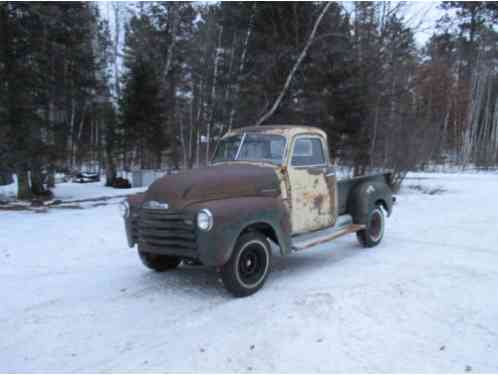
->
{"left": 212, "top": 133, "right": 286, "bottom": 165}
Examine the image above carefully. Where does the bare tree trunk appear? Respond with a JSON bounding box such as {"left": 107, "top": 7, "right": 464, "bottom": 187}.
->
{"left": 68, "top": 98, "right": 76, "bottom": 170}
{"left": 112, "top": 2, "right": 122, "bottom": 99}
{"left": 369, "top": 96, "right": 381, "bottom": 167}
{"left": 161, "top": 3, "right": 179, "bottom": 85}
{"left": 222, "top": 34, "right": 236, "bottom": 131}
{"left": 177, "top": 112, "right": 187, "bottom": 169}
{"left": 188, "top": 99, "right": 194, "bottom": 168}
{"left": 229, "top": 3, "right": 257, "bottom": 131}
{"left": 196, "top": 128, "right": 200, "bottom": 167}
{"left": 254, "top": 2, "right": 331, "bottom": 126}
{"left": 206, "top": 25, "right": 223, "bottom": 164}
{"left": 16, "top": 168, "right": 32, "bottom": 200}
{"left": 73, "top": 102, "right": 88, "bottom": 169}
{"left": 212, "top": 34, "right": 237, "bottom": 153}
{"left": 194, "top": 79, "right": 204, "bottom": 168}
{"left": 30, "top": 159, "right": 44, "bottom": 196}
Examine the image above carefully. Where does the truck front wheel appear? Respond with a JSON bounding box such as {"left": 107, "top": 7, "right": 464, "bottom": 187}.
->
{"left": 221, "top": 232, "right": 271, "bottom": 297}
{"left": 138, "top": 250, "right": 181, "bottom": 272}
{"left": 356, "top": 206, "right": 385, "bottom": 248}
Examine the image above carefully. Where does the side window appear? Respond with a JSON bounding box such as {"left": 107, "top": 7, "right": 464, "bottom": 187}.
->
{"left": 291, "top": 138, "right": 325, "bottom": 166}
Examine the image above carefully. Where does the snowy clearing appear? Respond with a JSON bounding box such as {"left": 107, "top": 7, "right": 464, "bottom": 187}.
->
{"left": 0, "top": 177, "right": 146, "bottom": 203}
{"left": 1, "top": 172, "right": 498, "bottom": 372}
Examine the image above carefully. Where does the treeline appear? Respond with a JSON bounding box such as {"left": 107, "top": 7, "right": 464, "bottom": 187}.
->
{"left": 0, "top": 2, "right": 112, "bottom": 198}
{"left": 1, "top": 2, "right": 498, "bottom": 199}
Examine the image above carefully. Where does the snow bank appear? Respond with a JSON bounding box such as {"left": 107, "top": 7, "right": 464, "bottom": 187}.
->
{"left": 0, "top": 175, "right": 17, "bottom": 200}
{"left": 52, "top": 181, "right": 146, "bottom": 202}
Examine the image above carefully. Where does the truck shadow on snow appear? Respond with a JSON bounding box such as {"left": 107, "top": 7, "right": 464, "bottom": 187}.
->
{"left": 130, "top": 241, "right": 365, "bottom": 299}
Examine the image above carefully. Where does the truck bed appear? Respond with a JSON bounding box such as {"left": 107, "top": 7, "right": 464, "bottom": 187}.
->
{"left": 336, "top": 173, "right": 392, "bottom": 215}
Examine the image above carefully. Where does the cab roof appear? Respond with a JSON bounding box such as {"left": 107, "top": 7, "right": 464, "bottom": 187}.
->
{"left": 227, "top": 125, "right": 327, "bottom": 139}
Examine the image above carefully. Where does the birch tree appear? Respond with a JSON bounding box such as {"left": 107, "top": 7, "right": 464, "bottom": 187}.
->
{"left": 254, "top": 2, "right": 332, "bottom": 126}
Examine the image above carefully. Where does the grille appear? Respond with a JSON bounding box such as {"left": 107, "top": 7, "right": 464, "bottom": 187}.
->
{"left": 138, "top": 209, "right": 197, "bottom": 253}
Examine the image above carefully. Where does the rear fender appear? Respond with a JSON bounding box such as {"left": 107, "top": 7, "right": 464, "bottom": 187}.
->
{"left": 347, "top": 181, "right": 393, "bottom": 225}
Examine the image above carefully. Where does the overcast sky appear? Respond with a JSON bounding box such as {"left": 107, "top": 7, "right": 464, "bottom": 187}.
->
{"left": 399, "top": 2, "right": 445, "bottom": 46}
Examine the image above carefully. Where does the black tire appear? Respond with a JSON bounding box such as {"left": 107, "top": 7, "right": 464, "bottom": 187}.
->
{"left": 357, "top": 206, "right": 385, "bottom": 248}
{"left": 138, "top": 250, "right": 181, "bottom": 272}
{"left": 221, "top": 232, "right": 272, "bottom": 297}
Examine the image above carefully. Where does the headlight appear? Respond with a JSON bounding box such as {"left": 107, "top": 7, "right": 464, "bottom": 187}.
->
{"left": 119, "top": 201, "right": 130, "bottom": 218}
{"left": 197, "top": 208, "right": 213, "bottom": 231}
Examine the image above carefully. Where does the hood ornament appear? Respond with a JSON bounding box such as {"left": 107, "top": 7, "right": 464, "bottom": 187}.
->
{"left": 143, "top": 200, "right": 169, "bottom": 210}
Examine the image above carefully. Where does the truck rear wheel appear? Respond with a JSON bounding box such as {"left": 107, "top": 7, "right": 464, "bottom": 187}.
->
{"left": 138, "top": 250, "right": 181, "bottom": 272}
{"left": 221, "top": 232, "right": 271, "bottom": 297}
{"left": 356, "top": 206, "right": 385, "bottom": 248}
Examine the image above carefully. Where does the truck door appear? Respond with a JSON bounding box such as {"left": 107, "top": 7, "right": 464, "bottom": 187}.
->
{"left": 287, "top": 135, "right": 336, "bottom": 234}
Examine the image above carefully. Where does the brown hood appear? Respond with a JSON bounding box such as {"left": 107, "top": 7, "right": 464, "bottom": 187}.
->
{"left": 144, "top": 163, "right": 281, "bottom": 209}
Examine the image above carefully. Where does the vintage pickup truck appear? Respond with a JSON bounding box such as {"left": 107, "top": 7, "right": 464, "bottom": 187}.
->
{"left": 121, "top": 125, "right": 394, "bottom": 297}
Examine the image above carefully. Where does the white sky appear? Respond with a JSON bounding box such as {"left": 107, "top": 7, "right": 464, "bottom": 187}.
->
{"left": 398, "top": 2, "right": 445, "bottom": 46}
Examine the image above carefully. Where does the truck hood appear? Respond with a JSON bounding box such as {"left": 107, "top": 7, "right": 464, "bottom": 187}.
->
{"left": 144, "top": 163, "right": 281, "bottom": 209}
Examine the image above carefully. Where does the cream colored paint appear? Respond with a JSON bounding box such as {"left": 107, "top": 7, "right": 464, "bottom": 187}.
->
{"left": 287, "top": 166, "right": 334, "bottom": 234}
{"left": 285, "top": 133, "right": 335, "bottom": 234}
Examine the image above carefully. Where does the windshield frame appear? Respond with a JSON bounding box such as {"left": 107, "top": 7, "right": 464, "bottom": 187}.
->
{"left": 211, "top": 132, "right": 288, "bottom": 166}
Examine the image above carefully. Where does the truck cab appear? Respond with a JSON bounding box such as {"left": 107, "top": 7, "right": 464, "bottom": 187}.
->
{"left": 123, "top": 125, "right": 394, "bottom": 297}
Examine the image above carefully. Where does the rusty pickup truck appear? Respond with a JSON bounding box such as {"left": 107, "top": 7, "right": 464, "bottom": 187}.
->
{"left": 121, "top": 125, "right": 394, "bottom": 297}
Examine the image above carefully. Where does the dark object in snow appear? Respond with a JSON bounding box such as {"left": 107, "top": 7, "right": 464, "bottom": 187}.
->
{"left": 0, "top": 171, "right": 13, "bottom": 186}
{"left": 439, "top": 345, "right": 445, "bottom": 351}
{"left": 31, "top": 200, "right": 48, "bottom": 213}
{"left": 74, "top": 172, "right": 100, "bottom": 183}
{"left": 111, "top": 177, "right": 131, "bottom": 189}
{"left": 465, "top": 365, "right": 472, "bottom": 372}
{"left": 30, "top": 199, "right": 44, "bottom": 207}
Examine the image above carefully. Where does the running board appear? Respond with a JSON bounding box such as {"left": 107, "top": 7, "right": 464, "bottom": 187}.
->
{"left": 291, "top": 215, "right": 365, "bottom": 251}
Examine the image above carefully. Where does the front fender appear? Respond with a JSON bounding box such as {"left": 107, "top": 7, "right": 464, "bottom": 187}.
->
{"left": 187, "top": 196, "right": 291, "bottom": 266}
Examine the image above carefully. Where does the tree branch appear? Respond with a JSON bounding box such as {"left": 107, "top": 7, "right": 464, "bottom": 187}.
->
{"left": 254, "top": 2, "right": 332, "bottom": 126}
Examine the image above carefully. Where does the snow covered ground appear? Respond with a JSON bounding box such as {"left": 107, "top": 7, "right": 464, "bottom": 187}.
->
{"left": 1, "top": 172, "right": 497, "bottom": 372}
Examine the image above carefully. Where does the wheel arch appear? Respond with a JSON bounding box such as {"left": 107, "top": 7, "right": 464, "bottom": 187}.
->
{"left": 240, "top": 221, "right": 280, "bottom": 248}
{"left": 348, "top": 180, "right": 393, "bottom": 224}
{"left": 375, "top": 198, "right": 389, "bottom": 215}
{"left": 189, "top": 196, "right": 291, "bottom": 267}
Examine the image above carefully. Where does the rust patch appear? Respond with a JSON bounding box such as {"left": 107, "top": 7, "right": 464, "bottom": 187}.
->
{"left": 313, "top": 194, "right": 324, "bottom": 210}
{"left": 307, "top": 168, "right": 323, "bottom": 176}
{"left": 325, "top": 174, "right": 337, "bottom": 221}
{"left": 145, "top": 164, "right": 280, "bottom": 209}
